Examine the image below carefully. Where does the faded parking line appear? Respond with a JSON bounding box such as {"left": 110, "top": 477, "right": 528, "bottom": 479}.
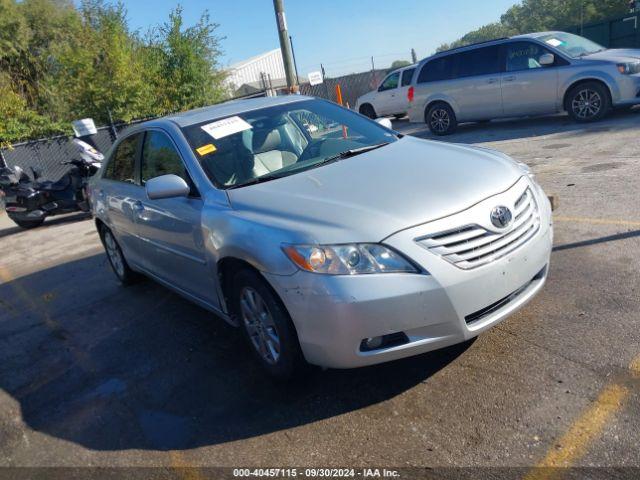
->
{"left": 554, "top": 215, "right": 640, "bottom": 228}
{"left": 524, "top": 354, "right": 640, "bottom": 480}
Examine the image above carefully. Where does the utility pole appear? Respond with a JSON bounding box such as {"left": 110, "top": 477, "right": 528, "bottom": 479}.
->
{"left": 411, "top": 48, "right": 418, "bottom": 64}
{"left": 273, "top": 0, "right": 297, "bottom": 92}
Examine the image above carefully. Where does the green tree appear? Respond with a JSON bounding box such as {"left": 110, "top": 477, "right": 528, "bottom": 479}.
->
{"left": 389, "top": 60, "right": 411, "bottom": 70}
{"left": 437, "top": 0, "right": 629, "bottom": 52}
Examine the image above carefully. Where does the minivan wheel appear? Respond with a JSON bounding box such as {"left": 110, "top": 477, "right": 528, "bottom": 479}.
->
{"left": 427, "top": 103, "right": 457, "bottom": 135}
{"left": 100, "top": 226, "right": 139, "bottom": 285}
{"left": 232, "top": 268, "right": 306, "bottom": 380}
{"left": 567, "top": 82, "right": 610, "bottom": 122}
{"left": 359, "top": 104, "right": 377, "bottom": 119}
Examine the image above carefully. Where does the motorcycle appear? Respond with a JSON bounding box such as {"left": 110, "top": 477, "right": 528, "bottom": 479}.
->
{"left": 0, "top": 139, "right": 103, "bottom": 229}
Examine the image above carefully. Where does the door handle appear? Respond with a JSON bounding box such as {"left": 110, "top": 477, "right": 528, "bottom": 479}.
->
{"left": 487, "top": 78, "right": 498, "bottom": 84}
{"left": 132, "top": 201, "right": 144, "bottom": 213}
{"left": 504, "top": 75, "right": 516, "bottom": 82}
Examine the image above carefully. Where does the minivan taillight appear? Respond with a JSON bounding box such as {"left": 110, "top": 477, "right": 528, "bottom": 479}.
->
{"left": 407, "top": 86, "right": 414, "bottom": 103}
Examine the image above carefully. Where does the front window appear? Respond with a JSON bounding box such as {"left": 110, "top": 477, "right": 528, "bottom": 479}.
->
{"left": 378, "top": 72, "right": 400, "bottom": 91}
{"left": 537, "top": 32, "right": 605, "bottom": 58}
{"left": 180, "top": 99, "right": 397, "bottom": 189}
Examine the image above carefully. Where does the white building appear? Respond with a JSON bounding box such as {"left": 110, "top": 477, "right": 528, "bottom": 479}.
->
{"left": 224, "top": 49, "right": 288, "bottom": 96}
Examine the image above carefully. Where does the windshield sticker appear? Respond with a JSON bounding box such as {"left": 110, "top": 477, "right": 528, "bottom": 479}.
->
{"left": 201, "top": 116, "right": 252, "bottom": 139}
{"left": 545, "top": 38, "right": 562, "bottom": 47}
{"left": 196, "top": 144, "right": 217, "bottom": 156}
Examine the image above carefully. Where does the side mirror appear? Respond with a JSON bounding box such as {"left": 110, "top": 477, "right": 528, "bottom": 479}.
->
{"left": 539, "top": 53, "right": 555, "bottom": 66}
{"left": 145, "top": 174, "right": 190, "bottom": 200}
{"left": 375, "top": 117, "right": 393, "bottom": 129}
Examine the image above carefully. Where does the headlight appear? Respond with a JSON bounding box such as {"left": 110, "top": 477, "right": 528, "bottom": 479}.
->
{"left": 617, "top": 62, "right": 640, "bottom": 75}
{"left": 282, "top": 243, "right": 420, "bottom": 275}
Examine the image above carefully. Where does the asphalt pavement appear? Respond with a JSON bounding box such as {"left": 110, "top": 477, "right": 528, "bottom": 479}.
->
{"left": 0, "top": 110, "right": 639, "bottom": 478}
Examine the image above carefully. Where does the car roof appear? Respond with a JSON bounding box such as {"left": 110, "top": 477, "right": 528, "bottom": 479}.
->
{"left": 422, "top": 31, "right": 564, "bottom": 63}
{"left": 163, "top": 95, "right": 313, "bottom": 128}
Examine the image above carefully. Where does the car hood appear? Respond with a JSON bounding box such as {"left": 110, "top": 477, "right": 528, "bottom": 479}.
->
{"left": 580, "top": 48, "right": 640, "bottom": 63}
{"left": 227, "top": 136, "right": 524, "bottom": 243}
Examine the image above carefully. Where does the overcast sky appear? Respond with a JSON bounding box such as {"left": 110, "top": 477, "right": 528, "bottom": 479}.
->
{"left": 119, "top": 0, "right": 518, "bottom": 76}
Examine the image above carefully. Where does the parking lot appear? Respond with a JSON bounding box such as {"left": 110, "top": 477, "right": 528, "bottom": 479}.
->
{"left": 1, "top": 111, "right": 639, "bottom": 476}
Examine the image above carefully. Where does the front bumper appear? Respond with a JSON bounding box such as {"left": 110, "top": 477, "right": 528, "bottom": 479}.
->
{"left": 265, "top": 178, "right": 553, "bottom": 369}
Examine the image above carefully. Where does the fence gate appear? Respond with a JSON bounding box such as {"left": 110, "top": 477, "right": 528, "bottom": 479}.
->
{"left": 569, "top": 12, "right": 640, "bottom": 49}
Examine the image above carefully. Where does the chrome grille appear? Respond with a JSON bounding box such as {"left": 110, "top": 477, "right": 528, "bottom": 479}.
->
{"left": 417, "top": 188, "right": 540, "bottom": 270}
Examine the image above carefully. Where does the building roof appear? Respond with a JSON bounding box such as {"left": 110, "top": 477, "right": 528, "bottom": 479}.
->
{"left": 227, "top": 49, "right": 281, "bottom": 71}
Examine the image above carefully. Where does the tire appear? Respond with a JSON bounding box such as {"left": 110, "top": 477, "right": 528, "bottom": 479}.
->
{"left": 566, "top": 81, "right": 610, "bottom": 123}
{"left": 99, "top": 225, "right": 139, "bottom": 285}
{"left": 359, "top": 104, "right": 377, "bottom": 119}
{"left": 232, "top": 268, "right": 306, "bottom": 380}
{"left": 10, "top": 217, "right": 44, "bottom": 229}
{"left": 426, "top": 102, "right": 458, "bottom": 135}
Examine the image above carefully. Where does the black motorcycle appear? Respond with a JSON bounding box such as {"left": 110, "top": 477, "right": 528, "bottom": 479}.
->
{"left": 0, "top": 140, "right": 103, "bottom": 229}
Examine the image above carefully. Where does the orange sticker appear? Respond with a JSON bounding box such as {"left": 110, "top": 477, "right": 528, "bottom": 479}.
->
{"left": 196, "top": 144, "right": 217, "bottom": 156}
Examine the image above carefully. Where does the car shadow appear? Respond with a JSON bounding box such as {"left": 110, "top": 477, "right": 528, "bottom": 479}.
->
{"left": 0, "top": 212, "right": 91, "bottom": 239}
{"left": 0, "top": 253, "right": 472, "bottom": 451}
{"left": 394, "top": 107, "right": 640, "bottom": 145}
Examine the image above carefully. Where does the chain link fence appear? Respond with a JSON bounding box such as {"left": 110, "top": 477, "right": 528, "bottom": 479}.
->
{"left": 299, "top": 69, "right": 387, "bottom": 111}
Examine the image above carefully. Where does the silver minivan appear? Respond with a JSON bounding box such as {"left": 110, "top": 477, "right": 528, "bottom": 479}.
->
{"left": 408, "top": 31, "right": 640, "bottom": 135}
{"left": 89, "top": 96, "right": 552, "bottom": 379}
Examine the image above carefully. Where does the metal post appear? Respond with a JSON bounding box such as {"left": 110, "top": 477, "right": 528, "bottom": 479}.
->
{"left": 273, "top": 0, "right": 297, "bottom": 91}
{"left": 289, "top": 35, "right": 300, "bottom": 85}
{"left": 321, "top": 63, "right": 330, "bottom": 100}
{"left": 411, "top": 48, "right": 418, "bottom": 64}
{"left": 107, "top": 109, "right": 118, "bottom": 140}
{"left": 0, "top": 149, "right": 6, "bottom": 168}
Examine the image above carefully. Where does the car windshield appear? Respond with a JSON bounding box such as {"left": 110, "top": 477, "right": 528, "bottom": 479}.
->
{"left": 538, "top": 32, "right": 605, "bottom": 58}
{"left": 180, "top": 98, "right": 397, "bottom": 189}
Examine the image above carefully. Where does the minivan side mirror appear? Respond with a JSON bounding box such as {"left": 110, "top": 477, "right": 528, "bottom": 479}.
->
{"left": 539, "top": 53, "right": 555, "bottom": 66}
{"left": 146, "top": 174, "right": 190, "bottom": 200}
{"left": 375, "top": 117, "right": 393, "bottom": 129}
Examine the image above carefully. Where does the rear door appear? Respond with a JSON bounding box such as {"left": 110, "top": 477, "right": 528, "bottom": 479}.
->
{"left": 394, "top": 67, "right": 416, "bottom": 115}
{"left": 100, "top": 132, "right": 145, "bottom": 265}
{"left": 448, "top": 46, "right": 504, "bottom": 120}
{"left": 501, "top": 41, "right": 562, "bottom": 116}
{"left": 374, "top": 71, "right": 401, "bottom": 116}
{"left": 133, "top": 129, "right": 217, "bottom": 304}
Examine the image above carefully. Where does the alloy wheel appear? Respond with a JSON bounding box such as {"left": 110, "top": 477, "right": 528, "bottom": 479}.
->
{"left": 430, "top": 108, "right": 450, "bottom": 133}
{"left": 240, "top": 287, "right": 281, "bottom": 365}
{"left": 104, "top": 231, "right": 125, "bottom": 278}
{"left": 571, "top": 89, "right": 602, "bottom": 119}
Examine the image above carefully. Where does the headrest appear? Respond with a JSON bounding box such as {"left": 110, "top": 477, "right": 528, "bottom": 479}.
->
{"left": 251, "top": 129, "right": 281, "bottom": 154}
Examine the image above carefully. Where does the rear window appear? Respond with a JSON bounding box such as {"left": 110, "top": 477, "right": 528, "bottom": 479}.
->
{"left": 417, "top": 57, "right": 452, "bottom": 83}
{"left": 453, "top": 45, "right": 503, "bottom": 77}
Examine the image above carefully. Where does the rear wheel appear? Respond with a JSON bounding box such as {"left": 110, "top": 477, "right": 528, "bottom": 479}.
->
{"left": 100, "top": 226, "right": 139, "bottom": 285}
{"left": 359, "top": 104, "right": 377, "bottom": 119}
{"left": 566, "top": 81, "right": 610, "bottom": 122}
{"left": 232, "top": 268, "right": 306, "bottom": 380}
{"left": 426, "top": 102, "right": 457, "bottom": 135}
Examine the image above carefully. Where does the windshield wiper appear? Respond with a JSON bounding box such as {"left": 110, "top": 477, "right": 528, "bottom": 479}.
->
{"left": 320, "top": 142, "right": 391, "bottom": 165}
{"left": 227, "top": 171, "right": 287, "bottom": 189}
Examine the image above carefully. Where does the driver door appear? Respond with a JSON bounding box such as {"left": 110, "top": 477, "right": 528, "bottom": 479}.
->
{"left": 133, "top": 129, "right": 218, "bottom": 305}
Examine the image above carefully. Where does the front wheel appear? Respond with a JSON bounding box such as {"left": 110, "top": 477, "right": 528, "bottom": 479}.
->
{"left": 232, "top": 268, "right": 306, "bottom": 380}
{"left": 426, "top": 103, "right": 458, "bottom": 135}
{"left": 566, "top": 82, "right": 610, "bottom": 122}
{"left": 359, "top": 104, "right": 377, "bottom": 119}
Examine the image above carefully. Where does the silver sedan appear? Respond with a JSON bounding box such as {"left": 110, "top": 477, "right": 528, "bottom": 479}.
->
{"left": 89, "top": 96, "right": 553, "bottom": 379}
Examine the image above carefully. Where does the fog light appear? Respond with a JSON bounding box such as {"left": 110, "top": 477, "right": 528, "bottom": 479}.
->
{"left": 360, "top": 332, "right": 410, "bottom": 352}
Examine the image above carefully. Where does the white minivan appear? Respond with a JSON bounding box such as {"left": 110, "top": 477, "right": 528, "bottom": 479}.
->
{"left": 356, "top": 65, "right": 416, "bottom": 119}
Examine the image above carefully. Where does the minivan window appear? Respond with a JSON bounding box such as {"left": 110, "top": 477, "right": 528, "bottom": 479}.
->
{"left": 104, "top": 133, "right": 140, "bottom": 183}
{"left": 141, "top": 131, "right": 187, "bottom": 184}
{"left": 505, "top": 42, "right": 555, "bottom": 72}
{"left": 453, "top": 45, "right": 502, "bottom": 77}
{"left": 417, "top": 56, "right": 452, "bottom": 83}
{"left": 379, "top": 72, "right": 400, "bottom": 91}
{"left": 401, "top": 68, "right": 415, "bottom": 86}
